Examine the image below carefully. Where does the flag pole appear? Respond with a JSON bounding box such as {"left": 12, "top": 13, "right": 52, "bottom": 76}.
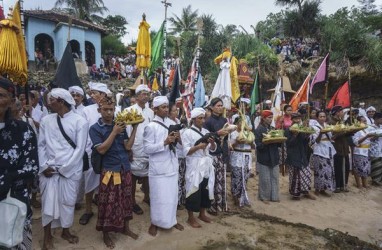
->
{"left": 348, "top": 58, "right": 352, "bottom": 124}
{"left": 257, "top": 57, "right": 262, "bottom": 113}
{"left": 161, "top": 0, "right": 171, "bottom": 94}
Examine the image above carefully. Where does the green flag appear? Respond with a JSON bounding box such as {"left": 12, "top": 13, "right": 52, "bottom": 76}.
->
{"left": 148, "top": 21, "right": 164, "bottom": 76}
{"left": 250, "top": 71, "right": 260, "bottom": 115}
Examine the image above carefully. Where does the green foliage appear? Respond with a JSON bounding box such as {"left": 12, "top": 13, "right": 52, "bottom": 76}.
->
{"left": 168, "top": 5, "right": 198, "bottom": 35}
{"left": 54, "top": 0, "right": 108, "bottom": 22}
{"left": 101, "top": 35, "right": 127, "bottom": 55}
{"left": 179, "top": 31, "right": 198, "bottom": 79}
{"left": 101, "top": 15, "right": 128, "bottom": 38}
{"left": 255, "top": 12, "right": 285, "bottom": 40}
{"left": 244, "top": 39, "right": 279, "bottom": 74}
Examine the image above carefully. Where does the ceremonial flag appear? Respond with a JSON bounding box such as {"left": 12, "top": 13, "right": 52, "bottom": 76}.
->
{"left": 169, "top": 62, "right": 181, "bottom": 103}
{"left": 271, "top": 77, "right": 285, "bottom": 120}
{"left": 327, "top": 81, "right": 350, "bottom": 109}
{"left": 194, "top": 72, "right": 205, "bottom": 107}
{"left": 289, "top": 72, "right": 311, "bottom": 111}
{"left": 182, "top": 56, "right": 198, "bottom": 119}
{"left": 250, "top": 71, "right": 260, "bottom": 115}
{"left": 148, "top": 21, "right": 164, "bottom": 76}
{"left": 53, "top": 42, "right": 82, "bottom": 89}
{"left": 151, "top": 75, "right": 159, "bottom": 91}
{"left": 310, "top": 53, "right": 329, "bottom": 94}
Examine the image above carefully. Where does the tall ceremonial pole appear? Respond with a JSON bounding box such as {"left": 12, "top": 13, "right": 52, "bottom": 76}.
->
{"left": 161, "top": 0, "right": 171, "bottom": 95}
{"left": 194, "top": 18, "right": 203, "bottom": 93}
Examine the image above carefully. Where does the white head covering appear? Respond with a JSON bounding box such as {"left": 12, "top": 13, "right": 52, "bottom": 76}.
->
{"left": 68, "top": 86, "right": 84, "bottom": 96}
{"left": 152, "top": 96, "right": 169, "bottom": 108}
{"left": 366, "top": 106, "right": 376, "bottom": 112}
{"left": 50, "top": 88, "right": 75, "bottom": 106}
{"left": 191, "top": 107, "right": 206, "bottom": 119}
{"left": 240, "top": 98, "right": 250, "bottom": 104}
{"left": 265, "top": 100, "right": 272, "bottom": 104}
{"left": 136, "top": 84, "right": 151, "bottom": 94}
{"left": 88, "top": 82, "right": 108, "bottom": 93}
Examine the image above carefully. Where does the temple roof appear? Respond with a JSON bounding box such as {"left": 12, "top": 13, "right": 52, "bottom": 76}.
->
{"left": 24, "top": 10, "right": 107, "bottom": 35}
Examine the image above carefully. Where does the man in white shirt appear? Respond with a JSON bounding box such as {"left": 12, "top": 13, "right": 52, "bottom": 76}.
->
{"left": 69, "top": 86, "right": 85, "bottom": 116}
{"left": 30, "top": 90, "right": 48, "bottom": 129}
{"left": 182, "top": 108, "right": 216, "bottom": 228}
{"left": 366, "top": 106, "right": 376, "bottom": 125}
{"left": 38, "top": 88, "right": 88, "bottom": 250}
{"left": 143, "top": 96, "right": 184, "bottom": 236}
{"left": 125, "top": 84, "right": 154, "bottom": 214}
{"left": 80, "top": 82, "right": 110, "bottom": 225}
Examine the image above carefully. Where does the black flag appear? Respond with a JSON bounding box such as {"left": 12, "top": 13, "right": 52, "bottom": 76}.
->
{"left": 53, "top": 42, "right": 82, "bottom": 89}
{"left": 169, "top": 63, "right": 180, "bottom": 104}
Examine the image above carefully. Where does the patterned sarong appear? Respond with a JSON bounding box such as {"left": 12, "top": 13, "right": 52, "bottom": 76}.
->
{"left": 208, "top": 155, "right": 227, "bottom": 213}
{"left": 353, "top": 155, "right": 371, "bottom": 178}
{"left": 231, "top": 154, "right": 250, "bottom": 207}
{"left": 178, "top": 158, "right": 186, "bottom": 206}
{"left": 371, "top": 157, "right": 382, "bottom": 183}
{"left": 288, "top": 166, "right": 312, "bottom": 197}
{"left": 310, "top": 154, "right": 335, "bottom": 191}
{"left": 96, "top": 169, "right": 133, "bottom": 233}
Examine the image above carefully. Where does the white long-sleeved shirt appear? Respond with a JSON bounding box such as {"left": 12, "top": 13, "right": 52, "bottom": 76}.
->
{"left": 143, "top": 116, "right": 178, "bottom": 176}
{"left": 310, "top": 123, "right": 336, "bottom": 159}
{"left": 353, "top": 127, "right": 374, "bottom": 157}
{"left": 38, "top": 111, "right": 88, "bottom": 180}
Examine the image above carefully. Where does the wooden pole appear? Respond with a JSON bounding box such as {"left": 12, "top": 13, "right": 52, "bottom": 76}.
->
{"left": 348, "top": 58, "right": 352, "bottom": 124}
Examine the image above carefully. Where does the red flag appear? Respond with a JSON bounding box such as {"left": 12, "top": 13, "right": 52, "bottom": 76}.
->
{"left": 289, "top": 73, "right": 311, "bottom": 111}
{"left": 0, "top": 6, "right": 5, "bottom": 21}
{"left": 327, "top": 81, "right": 350, "bottom": 109}
{"left": 310, "top": 53, "right": 329, "bottom": 94}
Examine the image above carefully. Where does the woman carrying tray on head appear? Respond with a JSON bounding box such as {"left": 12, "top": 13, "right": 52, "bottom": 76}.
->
{"left": 309, "top": 110, "right": 336, "bottom": 197}
{"left": 285, "top": 112, "right": 316, "bottom": 200}
{"left": 352, "top": 116, "right": 377, "bottom": 189}
{"left": 254, "top": 110, "right": 281, "bottom": 203}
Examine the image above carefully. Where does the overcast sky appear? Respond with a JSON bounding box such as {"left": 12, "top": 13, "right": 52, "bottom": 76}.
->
{"left": 3, "top": 0, "right": 382, "bottom": 44}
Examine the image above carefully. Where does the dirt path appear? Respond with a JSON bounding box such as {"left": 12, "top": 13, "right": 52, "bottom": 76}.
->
{"left": 31, "top": 170, "right": 382, "bottom": 249}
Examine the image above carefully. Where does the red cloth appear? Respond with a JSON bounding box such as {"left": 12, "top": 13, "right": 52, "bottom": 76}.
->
{"left": 96, "top": 169, "right": 133, "bottom": 233}
{"left": 261, "top": 110, "right": 273, "bottom": 118}
{"left": 327, "top": 82, "right": 350, "bottom": 109}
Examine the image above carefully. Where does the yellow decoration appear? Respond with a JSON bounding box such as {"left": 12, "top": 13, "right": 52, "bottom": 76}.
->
{"left": 136, "top": 19, "right": 151, "bottom": 69}
{"left": 152, "top": 76, "right": 159, "bottom": 91}
{"left": 213, "top": 47, "right": 240, "bottom": 103}
{"left": 115, "top": 108, "right": 144, "bottom": 125}
{"left": 102, "top": 171, "right": 122, "bottom": 185}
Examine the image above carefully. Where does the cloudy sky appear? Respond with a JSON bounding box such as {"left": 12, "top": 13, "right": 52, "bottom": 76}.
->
{"left": 3, "top": 0, "right": 382, "bottom": 44}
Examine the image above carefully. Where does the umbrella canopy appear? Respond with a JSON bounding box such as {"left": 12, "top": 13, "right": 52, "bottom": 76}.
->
{"left": 0, "top": 19, "right": 26, "bottom": 84}
{"left": 135, "top": 14, "right": 151, "bottom": 70}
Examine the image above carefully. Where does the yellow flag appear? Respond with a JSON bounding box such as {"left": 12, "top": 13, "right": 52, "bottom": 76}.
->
{"left": 230, "top": 56, "right": 240, "bottom": 103}
{"left": 152, "top": 76, "right": 159, "bottom": 91}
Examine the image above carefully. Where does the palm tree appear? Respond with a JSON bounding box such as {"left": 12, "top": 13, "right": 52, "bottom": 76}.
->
{"left": 54, "top": 0, "right": 108, "bottom": 22}
{"left": 275, "top": 0, "right": 304, "bottom": 13}
{"left": 168, "top": 5, "right": 198, "bottom": 35}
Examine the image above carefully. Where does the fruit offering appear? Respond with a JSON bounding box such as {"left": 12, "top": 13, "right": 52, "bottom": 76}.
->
{"left": 115, "top": 108, "right": 144, "bottom": 125}
{"left": 289, "top": 124, "right": 315, "bottom": 134}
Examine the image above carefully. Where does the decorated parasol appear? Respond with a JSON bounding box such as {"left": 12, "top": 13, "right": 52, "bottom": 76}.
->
{"left": 0, "top": 1, "right": 27, "bottom": 85}
{"left": 135, "top": 13, "right": 151, "bottom": 84}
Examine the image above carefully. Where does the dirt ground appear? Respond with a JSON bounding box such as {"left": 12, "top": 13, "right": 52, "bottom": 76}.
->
{"left": 31, "top": 168, "right": 382, "bottom": 250}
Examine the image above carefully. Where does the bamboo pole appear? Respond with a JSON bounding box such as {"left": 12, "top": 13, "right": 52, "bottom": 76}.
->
{"left": 348, "top": 58, "right": 352, "bottom": 124}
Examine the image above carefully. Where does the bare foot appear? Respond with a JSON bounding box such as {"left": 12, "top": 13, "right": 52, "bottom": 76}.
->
{"left": 314, "top": 190, "right": 320, "bottom": 196}
{"left": 261, "top": 200, "right": 270, "bottom": 204}
{"left": 61, "top": 230, "right": 79, "bottom": 244}
{"left": 42, "top": 236, "right": 54, "bottom": 250}
{"left": 304, "top": 193, "right": 316, "bottom": 200}
{"left": 198, "top": 214, "right": 212, "bottom": 223}
{"left": 174, "top": 223, "right": 184, "bottom": 231}
{"left": 103, "top": 232, "right": 115, "bottom": 249}
{"left": 148, "top": 224, "right": 157, "bottom": 236}
{"left": 187, "top": 218, "right": 201, "bottom": 228}
{"left": 123, "top": 229, "right": 138, "bottom": 240}
{"left": 320, "top": 190, "right": 331, "bottom": 197}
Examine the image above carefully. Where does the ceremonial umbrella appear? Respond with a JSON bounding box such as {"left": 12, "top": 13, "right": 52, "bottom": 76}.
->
{"left": 0, "top": 1, "right": 27, "bottom": 85}
{"left": 135, "top": 13, "right": 151, "bottom": 84}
